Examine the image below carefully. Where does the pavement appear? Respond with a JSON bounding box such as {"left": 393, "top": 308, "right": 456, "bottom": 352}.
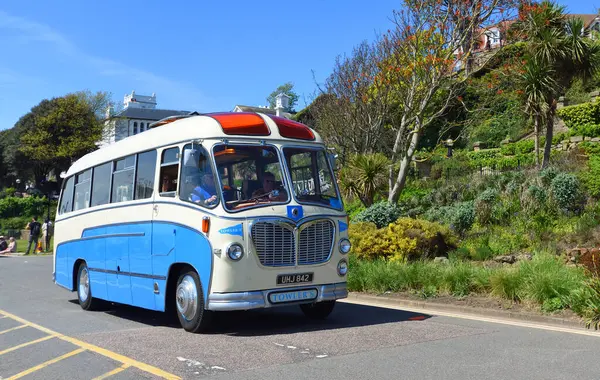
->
{"left": 2, "top": 255, "right": 600, "bottom": 380}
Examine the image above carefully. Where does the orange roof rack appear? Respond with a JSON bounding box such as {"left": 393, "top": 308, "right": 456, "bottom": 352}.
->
{"left": 206, "top": 112, "right": 271, "bottom": 136}
{"left": 269, "top": 115, "right": 315, "bottom": 141}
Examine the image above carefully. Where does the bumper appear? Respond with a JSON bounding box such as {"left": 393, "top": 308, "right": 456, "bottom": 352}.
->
{"left": 207, "top": 282, "right": 348, "bottom": 311}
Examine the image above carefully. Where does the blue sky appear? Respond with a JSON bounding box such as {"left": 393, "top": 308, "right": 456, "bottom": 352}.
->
{"left": 0, "top": 0, "right": 596, "bottom": 130}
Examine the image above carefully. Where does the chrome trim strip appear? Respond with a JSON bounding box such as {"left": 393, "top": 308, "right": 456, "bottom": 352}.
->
{"left": 207, "top": 282, "right": 347, "bottom": 311}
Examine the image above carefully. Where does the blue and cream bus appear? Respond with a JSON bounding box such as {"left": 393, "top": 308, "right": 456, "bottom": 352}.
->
{"left": 53, "top": 112, "right": 350, "bottom": 333}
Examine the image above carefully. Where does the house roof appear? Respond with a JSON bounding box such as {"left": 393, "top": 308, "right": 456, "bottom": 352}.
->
{"left": 567, "top": 14, "right": 599, "bottom": 28}
{"left": 113, "top": 108, "right": 191, "bottom": 121}
{"left": 234, "top": 105, "right": 276, "bottom": 115}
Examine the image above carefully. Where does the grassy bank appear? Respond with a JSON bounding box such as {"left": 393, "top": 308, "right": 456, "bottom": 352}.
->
{"left": 347, "top": 254, "right": 600, "bottom": 329}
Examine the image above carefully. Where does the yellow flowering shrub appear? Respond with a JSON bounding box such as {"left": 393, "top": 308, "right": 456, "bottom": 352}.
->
{"left": 349, "top": 218, "right": 457, "bottom": 262}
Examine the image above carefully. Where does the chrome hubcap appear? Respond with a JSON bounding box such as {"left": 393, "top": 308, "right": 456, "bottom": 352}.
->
{"left": 176, "top": 275, "right": 198, "bottom": 321}
{"left": 79, "top": 268, "right": 89, "bottom": 302}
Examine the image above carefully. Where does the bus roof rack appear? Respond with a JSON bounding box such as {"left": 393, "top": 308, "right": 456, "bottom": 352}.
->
{"left": 149, "top": 111, "right": 201, "bottom": 128}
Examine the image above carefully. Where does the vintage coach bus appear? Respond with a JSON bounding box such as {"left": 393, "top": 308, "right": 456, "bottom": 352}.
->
{"left": 53, "top": 112, "right": 350, "bottom": 333}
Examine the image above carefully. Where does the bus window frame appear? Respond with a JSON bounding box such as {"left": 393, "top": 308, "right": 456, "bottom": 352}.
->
{"left": 178, "top": 142, "right": 220, "bottom": 210}
{"left": 281, "top": 144, "right": 344, "bottom": 212}
{"left": 158, "top": 146, "right": 181, "bottom": 198}
{"left": 211, "top": 142, "right": 291, "bottom": 214}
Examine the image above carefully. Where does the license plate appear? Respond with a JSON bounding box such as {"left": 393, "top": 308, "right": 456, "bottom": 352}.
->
{"left": 277, "top": 273, "right": 313, "bottom": 285}
{"left": 269, "top": 289, "right": 318, "bottom": 304}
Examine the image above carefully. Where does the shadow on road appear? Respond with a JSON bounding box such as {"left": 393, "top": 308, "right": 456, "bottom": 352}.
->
{"left": 69, "top": 298, "right": 432, "bottom": 336}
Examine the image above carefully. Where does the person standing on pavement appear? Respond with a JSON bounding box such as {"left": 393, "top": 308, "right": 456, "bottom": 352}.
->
{"left": 25, "top": 216, "right": 41, "bottom": 255}
{"left": 42, "top": 218, "right": 53, "bottom": 252}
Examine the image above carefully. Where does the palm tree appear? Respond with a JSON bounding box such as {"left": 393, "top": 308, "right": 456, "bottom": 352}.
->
{"left": 515, "top": 1, "right": 600, "bottom": 168}
{"left": 339, "top": 153, "right": 389, "bottom": 207}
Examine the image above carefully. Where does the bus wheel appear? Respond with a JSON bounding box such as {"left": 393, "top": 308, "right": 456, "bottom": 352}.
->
{"left": 77, "top": 262, "right": 99, "bottom": 311}
{"left": 175, "top": 269, "right": 212, "bottom": 333}
{"left": 300, "top": 300, "right": 336, "bottom": 320}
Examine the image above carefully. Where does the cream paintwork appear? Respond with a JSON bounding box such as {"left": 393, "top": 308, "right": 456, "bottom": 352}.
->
{"left": 54, "top": 114, "right": 348, "bottom": 297}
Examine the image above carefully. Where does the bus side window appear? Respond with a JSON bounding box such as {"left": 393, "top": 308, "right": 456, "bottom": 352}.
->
{"left": 160, "top": 147, "right": 179, "bottom": 198}
{"left": 135, "top": 150, "right": 157, "bottom": 200}
{"left": 58, "top": 176, "right": 74, "bottom": 215}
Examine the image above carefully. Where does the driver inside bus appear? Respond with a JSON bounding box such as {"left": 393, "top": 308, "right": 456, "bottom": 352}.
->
{"left": 191, "top": 173, "right": 218, "bottom": 206}
{"left": 252, "top": 172, "right": 287, "bottom": 201}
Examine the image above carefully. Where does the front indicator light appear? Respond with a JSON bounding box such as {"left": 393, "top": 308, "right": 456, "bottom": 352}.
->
{"left": 337, "top": 259, "right": 348, "bottom": 276}
{"left": 226, "top": 243, "right": 244, "bottom": 261}
{"left": 339, "top": 238, "right": 351, "bottom": 254}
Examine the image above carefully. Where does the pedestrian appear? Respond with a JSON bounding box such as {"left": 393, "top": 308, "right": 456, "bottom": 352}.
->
{"left": 25, "top": 216, "right": 42, "bottom": 255}
{"left": 0, "top": 237, "right": 16, "bottom": 255}
{"left": 42, "top": 218, "right": 53, "bottom": 252}
{"left": 0, "top": 236, "right": 7, "bottom": 251}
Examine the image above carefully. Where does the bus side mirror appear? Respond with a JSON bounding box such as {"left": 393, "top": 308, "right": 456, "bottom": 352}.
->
{"left": 327, "top": 153, "right": 338, "bottom": 171}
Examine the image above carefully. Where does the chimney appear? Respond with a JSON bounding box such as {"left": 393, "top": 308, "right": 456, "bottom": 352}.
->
{"left": 275, "top": 93, "right": 290, "bottom": 117}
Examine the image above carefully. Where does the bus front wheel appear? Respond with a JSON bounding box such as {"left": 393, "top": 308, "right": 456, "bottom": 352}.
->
{"left": 300, "top": 300, "right": 336, "bottom": 320}
{"left": 175, "top": 269, "right": 212, "bottom": 333}
{"left": 77, "top": 262, "right": 100, "bottom": 311}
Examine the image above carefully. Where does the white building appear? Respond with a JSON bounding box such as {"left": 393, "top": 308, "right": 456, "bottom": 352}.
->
{"left": 101, "top": 91, "right": 190, "bottom": 147}
{"left": 233, "top": 93, "right": 293, "bottom": 119}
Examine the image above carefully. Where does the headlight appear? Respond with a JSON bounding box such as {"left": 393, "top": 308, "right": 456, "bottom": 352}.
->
{"left": 339, "top": 238, "right": 351, "bottom": 254}
{"left": 337, "top": 259, "right": 348, "bottom": 276}
{"left": 226, "top": 243, "right": 244, "bottom": 261}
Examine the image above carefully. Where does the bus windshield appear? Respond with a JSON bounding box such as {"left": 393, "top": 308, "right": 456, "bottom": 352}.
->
{"left": 282, "top": 147, "right": 342, "bottom": 209}
{"left": 213, "top": 144, "right": 290, "bottom": 211}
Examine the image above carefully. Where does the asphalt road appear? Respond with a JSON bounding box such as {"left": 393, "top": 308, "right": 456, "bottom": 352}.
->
{"left": 2, "top": 255, "right": 600, "bottom": 380}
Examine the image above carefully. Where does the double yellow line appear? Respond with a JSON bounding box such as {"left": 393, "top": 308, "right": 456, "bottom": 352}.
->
{"left": 0, "top": 309, "right": 180, "bottom": 379}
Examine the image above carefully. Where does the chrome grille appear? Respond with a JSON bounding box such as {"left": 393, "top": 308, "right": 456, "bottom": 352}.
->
{"left": 298, "top": 220, "right": 334, "bottom": 265}
{"left": 251, "top": 222, "right": 295, "bottom": 266}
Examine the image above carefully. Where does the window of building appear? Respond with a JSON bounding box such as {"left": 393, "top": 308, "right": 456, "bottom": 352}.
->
{"left": 58, "top": 176, "right": 74, "bottom": 214}
{"left": 160, "top": 147, "right": 179, "bottom": 197}
{"left": 140, "top": 122, "right": 145, "bottom": 132}
{"left": 91, "top": 162, "right": 112, "bottom": 207}
{"left": 135, "top": 150, "right": 157, "bottom": 200}
{"left": 73, "top": 169, "right": 92, "bottom": 211}
{"left": 133, "top": 122, "right": 138, "bottom": 135}
{"left": 179, "top": 144, "right": 217, "bottom": 207}
{"left": 111, "top": 155, "right": 136, "bottom": 203}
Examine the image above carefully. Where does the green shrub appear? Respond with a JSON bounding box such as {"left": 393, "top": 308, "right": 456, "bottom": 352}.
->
{"left": 542, "top": 297, "right": 566, "bottom": 313}
{"left": 515, "top": 139, "right": 535, "bottom": 154}
{"left": 581, "top": 155, "right": 600, "bottom": 198}
{"left": 348, "top": 218, "right": 457, "bottom": 262}
{"left": 571, "top": 123, "right": 600, "bottom": 138}
{"left": 557, "top": 98, "right": 600, "bottom": 130}
{"left": 0, "top": 196, "right": 48, "bottom": 219}
{"left": 0, "top": 216, "right": 30, "bottom": 232}
{"left": 345, "top": 198, "right": 366, "bottom": 221}
{"left": 568, "top": 277, "right": 600, "bottom": 330}
{"left": 474, "top": 188, "right": 498, "bottom": 225}
{"left": 0, "top": 187, "right": 16, "bottom": 199}
{"left": 451, "top": 201, "right": 475, "bottom": 234}
{"left": 354, "top": 201, "right": 403, "bottom": 228}
{"left": 539, "top": 166, "right": 560, "bottom": 187}
{"left": 550, "top": 173, "right": 583, "bottom": 214}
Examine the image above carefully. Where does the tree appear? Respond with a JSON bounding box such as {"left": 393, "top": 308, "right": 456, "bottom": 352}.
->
{"left": 513, "top": 1, "right": 600, "bottom": 168}
{"left": 266, "top": 82, "right": 299, "bottom": 112}
{"left": 310, "top": 41, "right": 396, "bottom": 164}
{"left": 380, "top": 0, "right": 515, "bottom": 202}
{"left": 19, "top": 91, "right": 112, "bottom": 186}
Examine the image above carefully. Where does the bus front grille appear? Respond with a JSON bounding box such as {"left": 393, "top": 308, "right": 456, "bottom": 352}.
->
{"left": 251, "top": 219, "right": 334, "bottom": 267}
{"left": 298, "top": 220, "right": 334, "bottom": 265}
{"left": 251, "top": 222, "right": 295, "bottom": 266}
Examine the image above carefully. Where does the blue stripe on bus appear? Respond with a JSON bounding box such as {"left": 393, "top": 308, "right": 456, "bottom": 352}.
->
{"left": 55, "top": 221, "right": 212, "bottom": 312}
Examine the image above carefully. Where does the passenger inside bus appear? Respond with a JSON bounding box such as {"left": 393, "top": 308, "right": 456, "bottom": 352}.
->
{"left": 190, "top": 173, "right": 218, "bottom": 206}
{"left": 251, "top": 172, "right": 287, "bottom": 201}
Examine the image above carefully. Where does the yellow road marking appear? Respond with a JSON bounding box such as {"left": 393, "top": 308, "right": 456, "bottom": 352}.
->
{"left": 0, "top": 324, "right": 28, "bottom": 335}
{"left": 0, "top": 335, "right": 55, "bottom": 356}
{"left": 6, "top": 348, "right": 86, "bottom": 380}
{"left": 0, "top": 309, "right": 181, "bottom": 380}
{"left": 92, "top": 364, "right": 131, "bottom": 380}
{"left": 341, "top": 298, "right": 600, "bottom": 338}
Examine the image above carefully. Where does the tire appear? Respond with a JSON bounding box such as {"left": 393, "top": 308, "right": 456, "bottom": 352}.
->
{"left": 77, "top": 262, "right": 100, "bottom": 311}
{"left": 299, "top": 300, "right": 336, "bottom": 320}
{"left": 175, "top": 269, "right": 213, "bottom": 333}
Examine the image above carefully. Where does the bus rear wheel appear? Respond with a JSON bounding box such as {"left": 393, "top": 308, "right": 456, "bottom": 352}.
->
{"left": 175, "top": 269, "right": 212, "bottom": 333}
{"left": 300, "top": 300, "right": 336, "bottom": 320}
{"left": 77, "top": 262, "right": 100, "bottom": 311}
